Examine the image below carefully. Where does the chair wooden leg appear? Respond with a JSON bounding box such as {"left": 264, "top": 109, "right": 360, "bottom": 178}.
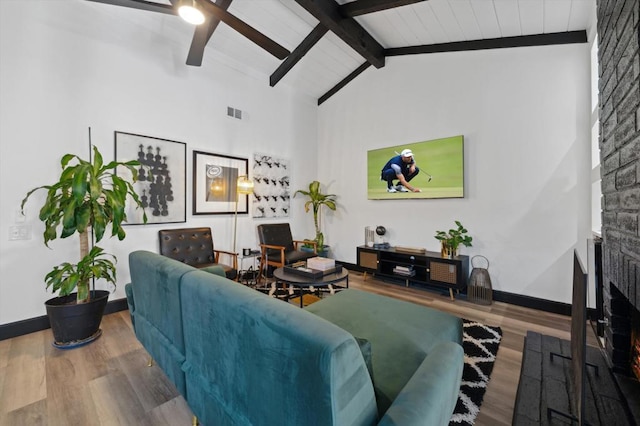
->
{"left": 257, "top": 259, "right": 265, "bottom": 284}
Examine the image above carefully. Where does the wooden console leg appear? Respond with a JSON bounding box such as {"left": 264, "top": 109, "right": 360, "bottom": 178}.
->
{"left": 449, "top": 288, "right": 455, "bottom": 301}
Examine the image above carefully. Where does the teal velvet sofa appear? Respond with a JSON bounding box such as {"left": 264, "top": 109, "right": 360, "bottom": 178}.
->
{"left": 126, "top": 250, "right": 464, "bottom": 425}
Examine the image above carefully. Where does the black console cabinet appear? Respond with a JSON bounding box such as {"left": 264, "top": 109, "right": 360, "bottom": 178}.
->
{"left": 357, "top": 246, "right": 470, "bottom": 300}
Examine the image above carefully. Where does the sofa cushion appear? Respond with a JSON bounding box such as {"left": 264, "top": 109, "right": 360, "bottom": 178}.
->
{"left": 305, "top": 289, "right": 463, "bottom": 416}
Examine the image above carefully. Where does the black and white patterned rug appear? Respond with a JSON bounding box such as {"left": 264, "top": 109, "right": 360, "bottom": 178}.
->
{"left": 449, "top": 319, "right": 503, "bottom": 426}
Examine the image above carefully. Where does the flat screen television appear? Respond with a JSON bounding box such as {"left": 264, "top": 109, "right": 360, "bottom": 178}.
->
{"left": 367, "top": 135, "right": 464, "bottom": 200}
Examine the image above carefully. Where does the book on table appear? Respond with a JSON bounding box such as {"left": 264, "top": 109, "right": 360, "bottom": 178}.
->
{"left": 393, "top": 265, "right": 415, "bottom": 277}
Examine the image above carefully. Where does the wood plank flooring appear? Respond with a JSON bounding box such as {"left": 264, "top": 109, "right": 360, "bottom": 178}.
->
{"left": 0, "top": 271, "right": 600, "bottom": 426}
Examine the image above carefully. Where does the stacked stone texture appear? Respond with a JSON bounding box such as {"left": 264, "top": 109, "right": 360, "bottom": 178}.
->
{"left": 598, "top": 0, "right": 640, "bottom": 311}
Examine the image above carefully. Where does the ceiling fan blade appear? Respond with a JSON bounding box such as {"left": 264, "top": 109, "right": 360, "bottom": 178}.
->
{"left": 196, "top": 0, "right": 290, "bottom": 60}
{"left": 186, "top": 0, "right": 233, "bottom": 66}
{"left": 86, "top": 0, "right": 176, "bottom": 15}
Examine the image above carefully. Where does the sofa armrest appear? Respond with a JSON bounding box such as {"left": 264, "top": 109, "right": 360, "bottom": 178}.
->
{"left": 378, "top": 341, "right": 464, "bottom": 426}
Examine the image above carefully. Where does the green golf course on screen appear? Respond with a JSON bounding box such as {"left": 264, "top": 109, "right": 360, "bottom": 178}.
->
{"left": 367, "top": 135, "right": 464, "bottom": 200}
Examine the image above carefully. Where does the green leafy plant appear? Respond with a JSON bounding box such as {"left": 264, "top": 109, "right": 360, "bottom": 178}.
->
{"left": 45, "top": 246, "right": 116, "bottom": 301}
{"left": 294, "top": 180, "right": 337, "bottom": 249}
{"left": 434, "top": 220, "right": 473, "bottom": 256}
{"left": 21, "top": 146, "right": 146, "bottom": 303}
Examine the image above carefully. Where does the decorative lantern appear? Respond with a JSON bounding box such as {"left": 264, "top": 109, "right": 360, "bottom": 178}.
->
{"left": 468, "top": 255, "right": 493, "bottom": 305}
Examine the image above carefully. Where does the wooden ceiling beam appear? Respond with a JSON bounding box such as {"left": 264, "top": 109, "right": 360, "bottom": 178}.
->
{"left": 186, "top": 0, "right": 233, "bottom": 66}
{"left": 86, "top": 0, "right": 176, "bottom": 15}
{"left": 270, "top": 24, "right": 328, "bottom": 87}
{"left": 339, "top": 0, "right": 428, "bottom": 17}
{"left": 385, "top": 31, "right": 588, "bottom": 56}
{"left": 318, "top": 62, "right": 371, "bottom": 105}
{"left": 294, "top": 0, "right": 385, "bottom": 69}
{"left": 197, "top": 0, "right": 290, "bottom": 60}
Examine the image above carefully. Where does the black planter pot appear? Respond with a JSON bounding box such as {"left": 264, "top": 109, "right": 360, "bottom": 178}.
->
{"left": 45, "top": 290, "right": 110, "bottom": 349}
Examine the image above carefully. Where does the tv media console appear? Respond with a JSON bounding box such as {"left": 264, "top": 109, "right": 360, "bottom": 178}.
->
{"left": 356, "top": 246, "right": 470, "bottom": 300}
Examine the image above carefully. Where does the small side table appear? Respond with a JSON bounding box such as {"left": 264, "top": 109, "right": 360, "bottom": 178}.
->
{"left": 238, "top": 250, "right": 260, "bottom": 286}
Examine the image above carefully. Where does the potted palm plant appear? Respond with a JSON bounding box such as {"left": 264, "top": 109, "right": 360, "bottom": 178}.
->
{"left": 435, "top": 220, "right": 473, "bottom": 258}
{"left": 22, "top": 145, "right": 146, "bottom": 348}
{"left": 294, "top": 180, "right": 337, "bottom": 257}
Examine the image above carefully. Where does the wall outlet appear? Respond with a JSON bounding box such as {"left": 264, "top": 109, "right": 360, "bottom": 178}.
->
{"left": 15, "top": 207, "right": 26, "bottom": 223}
{"left": 9, "top": 225, "right": 31, "bottom": 241}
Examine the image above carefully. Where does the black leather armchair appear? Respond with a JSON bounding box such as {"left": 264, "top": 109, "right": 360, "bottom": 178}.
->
{"left": 158, "top": 227, "right": 238, "bottom": 280}
{"left": 257, "top": 223, "right": 317, "bottom": 281}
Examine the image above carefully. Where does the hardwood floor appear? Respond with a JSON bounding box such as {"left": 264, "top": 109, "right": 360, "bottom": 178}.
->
{"left": 0, "top": 271, "right": 600, "bottom": 425}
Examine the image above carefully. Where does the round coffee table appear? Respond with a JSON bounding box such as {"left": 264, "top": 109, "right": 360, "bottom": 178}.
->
{"left": 272, "top": 267, "right": 349, "bottom": 308}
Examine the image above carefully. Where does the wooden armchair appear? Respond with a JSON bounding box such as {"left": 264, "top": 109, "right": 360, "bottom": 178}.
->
{"left": 257, "top": 223, "right": 317, "bottom": 282}
{"left": 158, "top": 227, "right": 238, "bottom": 280}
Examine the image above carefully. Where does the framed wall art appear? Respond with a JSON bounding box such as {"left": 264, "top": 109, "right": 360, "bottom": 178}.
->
{"left": 193, "top": 150, "right": 249, "bottom": 215}
{"left": 115, "top": 131, "right": 186, "bottom": 224}
{"left": 252, "top": 153, "right": 290, "bottom": 218}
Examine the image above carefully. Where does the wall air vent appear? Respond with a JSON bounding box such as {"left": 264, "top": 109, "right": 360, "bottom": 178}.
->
{"left": 227, "top": 106, "right": 242, "bottom": 120}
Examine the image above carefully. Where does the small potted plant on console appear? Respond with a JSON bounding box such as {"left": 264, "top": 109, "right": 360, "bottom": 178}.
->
{"left": 435, "top": 220, "right": 472, "bottom": 258}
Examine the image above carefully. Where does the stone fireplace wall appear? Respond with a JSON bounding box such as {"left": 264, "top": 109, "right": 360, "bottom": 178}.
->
{"left": 597, "top": 0, "right": 640, "bottom": 372}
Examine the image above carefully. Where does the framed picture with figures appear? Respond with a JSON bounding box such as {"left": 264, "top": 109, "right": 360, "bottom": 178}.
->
{"left": 114, "top": 131, "right": 186, "bottom": 224}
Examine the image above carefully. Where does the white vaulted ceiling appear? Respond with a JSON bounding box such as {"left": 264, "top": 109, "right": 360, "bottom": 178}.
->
{"left": 84, "top": 0, "right": 596, "bottom": 103}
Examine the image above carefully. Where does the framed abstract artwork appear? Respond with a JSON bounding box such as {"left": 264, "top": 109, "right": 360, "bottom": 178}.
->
{"left": 114, "top": 131, "right": 186, "bottom": 224}
{"left": 252, "top": 153, "right": 290, "bottom": 218}
{"left": 193, "top": 150, "right": 249, "bottom": 215}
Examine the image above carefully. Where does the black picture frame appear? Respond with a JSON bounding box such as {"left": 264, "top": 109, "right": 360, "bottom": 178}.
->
{"left": 114, "top": 131, "right": 187, "bottom": 224}
{"left": 193, "top": 150, "right": 249, "bottom": 215}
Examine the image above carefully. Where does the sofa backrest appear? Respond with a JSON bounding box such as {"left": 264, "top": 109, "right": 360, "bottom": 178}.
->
{"left": 180, "top": 270, "right": 379, "bottom": 426}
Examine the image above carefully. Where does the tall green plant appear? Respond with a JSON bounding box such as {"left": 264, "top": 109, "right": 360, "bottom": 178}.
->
{"left": 21, "top": 146, "right": 147, "bottom": 303}
{"left": 294, "top": 180, "right": 337, "bottom": 249}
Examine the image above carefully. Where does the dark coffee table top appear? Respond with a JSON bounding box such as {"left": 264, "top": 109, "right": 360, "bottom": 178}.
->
{"left": 273, "top": 267, "right": 348, "bottom": 287}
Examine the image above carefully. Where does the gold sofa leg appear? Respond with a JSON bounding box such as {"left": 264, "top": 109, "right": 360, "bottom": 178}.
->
{"left": 147, "top": 357, "right": 154, "bottom": 367}
{"left": 192, "top": 415, "right": 199, "bottom": 425}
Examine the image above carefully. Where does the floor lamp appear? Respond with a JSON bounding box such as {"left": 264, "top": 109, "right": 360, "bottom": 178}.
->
{"left": 233, "top": 175, "right": 254, "bottom": 254}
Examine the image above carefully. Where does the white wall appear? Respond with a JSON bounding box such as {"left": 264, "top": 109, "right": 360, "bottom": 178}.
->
{"left": 317, "top": 45, "right": 592, "bottom": 304}
{"left": 0, "top": 0, "right": 318, "bottom": 324}
{"left": 0, "top": 0, "right": 594, "bottom": 326}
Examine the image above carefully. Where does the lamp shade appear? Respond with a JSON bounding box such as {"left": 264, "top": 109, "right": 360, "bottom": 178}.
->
{"left": 178, "top": 0, "right": 205, "bottom": 25}
{"left": 237, "top": 176, "right": 254, "bottom": 194}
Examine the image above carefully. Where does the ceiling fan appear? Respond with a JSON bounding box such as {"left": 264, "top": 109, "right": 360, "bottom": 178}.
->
{"left": 86, "top": 0, "right": 290, "bottom": 66}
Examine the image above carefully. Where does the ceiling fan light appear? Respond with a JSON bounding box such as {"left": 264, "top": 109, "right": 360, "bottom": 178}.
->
{"left": 178, "top": 2, "right": 205, "bottom": 25}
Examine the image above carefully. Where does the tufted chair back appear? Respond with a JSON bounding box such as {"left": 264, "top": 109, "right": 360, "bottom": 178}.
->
{"left": 158, "top": 227, "right": 237, "bottom": 280}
